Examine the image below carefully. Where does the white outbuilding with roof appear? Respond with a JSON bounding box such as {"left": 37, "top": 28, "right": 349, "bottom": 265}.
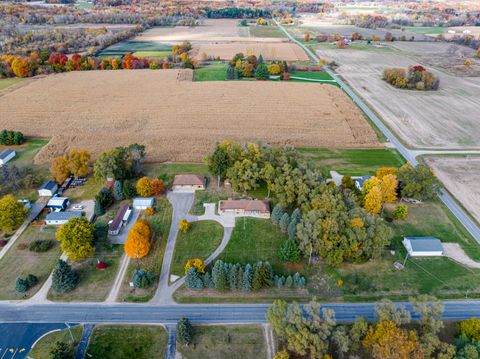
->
{"left": 133, "top": 197, "right": 154, "bottom": 210}
{"left": 402, "top": 236, "right": 444, "bottom": 257}
{"left": 0, "top": 149, "right": 16, "bottom": 166}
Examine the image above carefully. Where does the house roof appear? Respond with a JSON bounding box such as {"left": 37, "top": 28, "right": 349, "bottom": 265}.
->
{"left": 47, "top": 197, "right": 69, "bottom": 207}
{"left": 0, "top": 149, "right": 15, "bottom": 160}
{"left": 46, "top": 211, "right": 82, "bottom": 221}
{"left": 220, "top": 199, "right": 270, "bottom": 212}
{"left": 109, "top": 203, "right": 129, "bottom": 232}
{"left": 40, "top": 180, "right": 58, "bottom": 191}
{"left": 354, "top": 175, "right": 371, "bottom": 188}
{"left": 173, "top": 174, "right": 205, "bottom": 186}
{"left": 404, "top": 236, "right": 443, "bottom": 252}
{"left": 133, "top": 197, "right": 154, "bottom": 207}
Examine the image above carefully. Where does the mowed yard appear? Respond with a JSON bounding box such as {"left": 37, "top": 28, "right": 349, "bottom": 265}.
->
{"left": 0, "top": 70, "right": 380, "bottom": 164}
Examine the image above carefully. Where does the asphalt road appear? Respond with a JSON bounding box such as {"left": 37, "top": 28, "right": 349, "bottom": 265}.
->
{"left": 2, "top": 302, "right": 480, "bottom": 326}
{"left": 274, "top": 19, "right": 480, "bottom": 244}
{"left": 0, "top": 323, "right": 73, "bottom": 359}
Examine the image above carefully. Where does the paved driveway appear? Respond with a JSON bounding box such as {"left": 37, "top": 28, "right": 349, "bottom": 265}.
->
{"left": 109, "top": 209, "right": 140, "bottom": 245}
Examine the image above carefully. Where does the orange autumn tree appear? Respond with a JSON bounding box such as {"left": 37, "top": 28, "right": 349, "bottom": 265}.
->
{"left": 125, "top": 220, "right": 151, "bottom": 266}
{"left": 151, "top": 179, "right": 165, "bottom": 195}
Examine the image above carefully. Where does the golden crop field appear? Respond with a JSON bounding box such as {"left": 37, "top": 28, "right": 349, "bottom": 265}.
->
{"left": 0, "top": 70, "right": 380, "bottom": 164}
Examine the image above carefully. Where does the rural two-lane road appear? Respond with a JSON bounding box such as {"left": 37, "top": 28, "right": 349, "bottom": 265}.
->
{"left": 274, "top": 19, "right": 480, "bottom": 244}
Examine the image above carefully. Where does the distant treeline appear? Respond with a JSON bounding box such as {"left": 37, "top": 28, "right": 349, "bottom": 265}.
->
{"left": 206, "top": 8, "right": 271, "bottom": 19}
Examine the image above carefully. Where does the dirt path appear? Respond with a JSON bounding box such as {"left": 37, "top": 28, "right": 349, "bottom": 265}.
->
{"left": 105, "top": 254, "right": 130, "bottom": 303}
{"left": 443, "top": 243, "right": 480, "bottom": 269}
{"left": 263, "top": 324, "right": 275, "bottom": 359}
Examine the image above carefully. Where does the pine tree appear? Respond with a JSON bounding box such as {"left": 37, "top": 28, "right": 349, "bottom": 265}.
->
{"left": 15, "top": 277, "right": 28, "bottom": 293}
{"left": 185, "top": 267, "right": 204, "bottom": 289}
{"left": 215, "top": 270, "right": 228, "bottom": 291}
{"left": 271, "top": 204, "right": 284, "bottom": 225}
{"left": 113, "top": 180, "right": 123, "bottom": 201}
{"left": 176, "top": 317, "right": 193, "bottom": 346}
{"left": 51, "top": 260, "right": 78, "bottom": 293}
{"left": 285, "top": 275, "right": 293, "bottom": 287}
{"left": 255, "top": 63, "right": 269, "bottom": 80}
{"left": 122, "top": 181, "right": 137, "bottom": 199}
{"left": 203, "top": 272, "right": 214, "bottom": 288}
{"left": 242, "top": 263, "right": 253, "bottom": 292}
{"left": 278, "top": 239, "right": 301, "bottom": 263}
{"left": 288, "top": 208, "right": 301, "bottom": 240}
{"left": 228, "top": 263, "right": 238, "bottom": 290}
{"left": 212, "top": 260, "right": 224, "bottom": 286}
{"left": 252, "top": 262, "right": 271, "bottom": 291}
{"left": 279, "top": 213, "right": 290, "bottom": 232}
{"left": 236, "top": 265, "right": 244, "bottom": 291}
{"left": 258, "top": 54, "right": 264, "bottom": 64}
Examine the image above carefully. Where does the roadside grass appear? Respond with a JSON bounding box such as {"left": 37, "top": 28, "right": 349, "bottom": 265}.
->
{"left": 119, "top": 196, "right": 172, "bottom": 302}
{"left": 86, "top": 325, "right": 167, "bottom": 359}
{"left": 47, "top": 242, "right": 123, "bottom": 302}
{"left": 170, "top": 220, "right": 224, "bottom": 277}
{"left": 249, "top": 26, "right": 284, "bottom": 38}
{"left": 386, "top": 200, "right": 480, "bottom": 260}
{"left": 0, "top": 78, "right": 22, "bottom": 91}
{"left": 403, "top": 26, "right": 446, "bottom": 35}
{"left": 218, "top": 218, "right": 287, "bottom": 273}
{"left": 178, "top": 325, "right": 267, "bottom": 359}
{"left": 132, "top": 51, "right": 171, "bottom": 59}
{"left": 63, "top": 177, "right": 103, "bottom": 202}
{"left": 298, "top": 148, "right": 406, "bottom": 176}
{"left": 289, "top": 70, "right": 335, "bottom": 81}
{"left": 194, "top": 62, "right": 228, "bottom": 81}
{"left": 29, "top": 325, "right": 83, "bottom": 359}
{"left": 0, "top": 225, "right": 61, "bottom": 300}
{"left": 144, "top": 163, "right": 209, "bottom": 187}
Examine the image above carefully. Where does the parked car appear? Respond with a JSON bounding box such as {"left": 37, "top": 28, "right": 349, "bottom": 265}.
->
{"left": 72, "top": 204, "right": 84, "bottom": 210}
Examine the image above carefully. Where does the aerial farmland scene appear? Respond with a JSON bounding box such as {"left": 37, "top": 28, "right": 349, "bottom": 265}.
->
{"left": 1, "top": 0, "right": 480, "bottom": 358}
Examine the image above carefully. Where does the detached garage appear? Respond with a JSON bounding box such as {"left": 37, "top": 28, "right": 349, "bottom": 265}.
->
{"left": 0, "top": 149, "right": 15, "bottom": 166}
{"left": 172, "top": 174, "right": 206, "bottom": 192}
{"left": 403, "top": 236, "right": 444, "bottom": 257}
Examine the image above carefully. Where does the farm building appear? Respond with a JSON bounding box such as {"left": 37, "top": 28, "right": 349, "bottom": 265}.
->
{"left": 172, "top": 174, "right": 206, "bottom": 192}
{"left": 219, "top": 199, "right": 270, "bottom": 218}
{"left": 108, "top": 203, "right": 132, "bottom": 236}
{"left": 38, "top": 180, "right": 58, "bottom": 197}
{"left": 403, "top": 236, "right": 444, "bottom": 257}
{"left": 354, "top": 175, "right": 371, "bottom": 191}
{"left": 0, "top": 149, "right": 15, "bottom": 166}
{"left": 133, "top": 197, "right": 154, "bottom": 210}
{"left": 47, "top": 196, "right": 70, "bottom": 212}
{"left": 46, "top": 211, "right": 82, "bottom": 226}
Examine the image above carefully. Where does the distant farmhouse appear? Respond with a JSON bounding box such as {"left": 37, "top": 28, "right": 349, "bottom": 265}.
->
{"left": 219, "top": 199, "right": 270, "bottom": 218}
{"left": 172, "top": 174, "right": 206, "bottom": 192}
{"left": 403, "top": 236, "right": 444, "bottom": 257}
{"left": 38, "top": 180, "right": 58, "bottom": 197}
{"left": 0, "top": 149, "right": 15, "bottom": 166}
{"left": 46, "top": 211, "right": 82, "bottom": 226}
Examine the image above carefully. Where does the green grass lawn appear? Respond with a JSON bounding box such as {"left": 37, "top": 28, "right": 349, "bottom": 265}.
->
{"left": 0, "top": 78, "right": 22, "bottom": 91}
{"left": 133, "top": 51, "right": 171, "bottom": 59}
{"left": 249, "top": 26, "right": 284, "bottom": 38}
{"left": 170, "top": 220, "right": 224, "bottom": 277}
{"left": 298, "top": 148, "right": 406, "bottom": 176}
{"left": 0, "top": 225, "right": 61, "bottom": 300}
{"left": 194, "top": 63, "right": 228, "bottom": 81}
{"left": 403, "top": 26, "right": 447, "bottom": 35}
{"left": 29, "top": 325, "right": 83, "bottom": 359}
{"left": 119, "top": 196, "right": 172, "bottom": 302}
{"left": 63, "top": 176, "right": 103, "bottom": 202}
{"left": 47, "top": 242, "right": 123, "bottom": 302}
{"left": 144, "top": 163, "right": 209, "bottom": 188}
{"left": 97, "top": 42, "right": 171, "bottom": 57}
{"left": 190, "top": 190, "right": 227, "bottom": 215}
{"left": 178, "top": 325, "right": 267, "bottom": 359}
{"left": 86, "top": 325, "right": 167, "bottom": 359}
{"left": 289, "top": 70, "right": 335, "bottom": 82}
{"left": 6, "top": 139, "right": 50, "bottom": 167}
{"left": 218, "top": 218, "right": 287, "bottom": 273}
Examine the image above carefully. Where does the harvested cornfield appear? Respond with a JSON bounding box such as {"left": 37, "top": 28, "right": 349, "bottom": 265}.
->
{"left": 192, "top": 42, "right": 309, "bottom": 62}
{"left": 0, "top": 70, "right": 380, "bottom": 164}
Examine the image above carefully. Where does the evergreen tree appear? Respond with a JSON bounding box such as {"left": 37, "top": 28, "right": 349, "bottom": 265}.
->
{"left": 234, "top": 68, "right": 239, "bottom": 80}
{"left": 0, "top": 130, "right": 7, "bottom": 145}
{"left": 216, "top": 269, "right": 228, "bottom": 291}
{"left": 203, "top": 272, "right": 214, "bottom": 288}
{"left": 15, "top": 277, "right": 28, "bottom": 293}
{"left": 122, "top": 181, "right": 137, "bottom": 199}
{"left": 258, "top": 54, "right": 264, "bottom": 64}
{"left": 242, "top": 263, "right": 253, "bottom": 292}
{"left": 51, "top": 260, "right": 78, "bottom": 293}
{"left": 95, "top": 188, "right": 113, "bottom": 209}
{"left": 212, "top": 260, "right": 224, "bottom": 286}
{"left": 94, "top": 199, "right": 105, "bottom": 216}
{"left": 113, "top": 180, "right": 123, "bottom": 201}
{"left": 278, "top": 239, "right": 301, "bottom": 263}
{"left": 285, "top": 275, "right": 293, "bottom": 287}
{"left": 49, "top": 341, "right": 73, "bottom": 359}
{"left": 288, "top": 208, "right": 301, "bottom": 240}
{"left": 185, "top": 267, "right": 204, "bottom": 289}
{"left": 226, "top": 65, "right": 234, "bottom": 80}
{"left": 176, "top": 317, "right": 193, "bottom": 346}
{"left": 26, "top": 274, "right": 38, "bottom": 288}
{"left": 271, "top": 204, "right": 284, "bottom": 225}
{"left": 252, "top": 262, "right": 271, "bottom": 291}
{"left": 255, "top": 63, "right": 269, "bottom": 80}
{"left": 236, "top": 265, "right": 244, "bottom": 291}
{"left": 13, "top": 131, "right": 25, "bottom": 145}
{"left": 279, "top": 213, "right": 290, "bottom": 232}
{"left": 228, "top": 263, "right": 238, "bottom": 290}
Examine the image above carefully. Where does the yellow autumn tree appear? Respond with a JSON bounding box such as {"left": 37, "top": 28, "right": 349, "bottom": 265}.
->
{"left": 376, "top": 167, "right": 398, "bottom": 179}
{"left": 179, "top": 219, "right": 190, "bottom": 240}
{"left": 50, "top": 155, "right": 70, "bottom": 184}
{"left": 362, "top": 176, "right": 381, "bottom": 196}
{"left": 363, "top": 320, "right": 424, "bottom": 359}
{"left": 136, "top": 177, "right": 153, "bottom": 197}
{"left": 364, "top": 186, "right": 382, "bottom": 214}
{"left": 68, "top": 150, "right": 90, "bottom": 177}
{"left": 125, "top": 220, "right": 151, "bottom": 261}
{"left": 184, "top": 258, "right": 205, "bottom": 274}
{"left": 379, "top": 173, "right": 398, "bottom": 203}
